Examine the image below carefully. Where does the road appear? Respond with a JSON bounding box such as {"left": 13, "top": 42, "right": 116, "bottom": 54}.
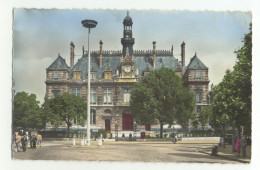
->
{"left": 12, "top": 142, "right": 239, "bottom": 163}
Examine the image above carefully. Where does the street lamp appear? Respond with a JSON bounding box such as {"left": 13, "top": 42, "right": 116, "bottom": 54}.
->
{"left": 81, "top": 19, "right": 98, "bottom": 146}
{"left": 134, "top": 121, "right": 137, "bottom": 141}
{"left": 115, "top": 121, "right": 118, "bottom": 142}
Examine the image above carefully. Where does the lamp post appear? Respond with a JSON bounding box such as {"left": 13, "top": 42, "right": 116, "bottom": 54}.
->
{"left": 134, "top": 121, "right": 137, "bottom": 141}
{"left": 115, "top": 121, "right": 118, "bottom": 142}
{"left": 81, "top": 19, "right": 97, "bottom": 146}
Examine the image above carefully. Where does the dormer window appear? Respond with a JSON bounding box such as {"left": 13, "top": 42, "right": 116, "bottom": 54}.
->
{"left": 104, "top": 66, "right": 112, "bottom": 80}
{"left": 53, "top": 71, "right": 59, "bottom": 80}
{"left": 73, "top": 71, "right": 81, "bottom": 80}
{"left": 91, "top": 72, "right": 96, "bottom": 79}
{"left": 90, "top": 67, "right": 96, "bottom": 80}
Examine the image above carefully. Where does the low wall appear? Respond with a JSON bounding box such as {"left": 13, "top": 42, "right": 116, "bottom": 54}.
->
{"left": 181, "top": 137, "right": 221, "bottom": 141}
{"left": 136, "top": 138, "right": 171, "bottom": 142}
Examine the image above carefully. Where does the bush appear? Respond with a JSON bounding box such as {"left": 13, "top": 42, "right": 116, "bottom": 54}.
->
{"left": 163, "top": 134, "right": 168, "bottom": 138}
{"left": 145, "top": 135, "right": 150, "bottom": 138}
{"left": 170, "top": 133, "right": 176, "bottom": 138}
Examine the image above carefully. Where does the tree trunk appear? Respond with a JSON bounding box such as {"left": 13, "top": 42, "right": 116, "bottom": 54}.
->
{"left": 160, "top": 123, "right": 163, "bottom": 138}
{"left": 232, "top": 125, "right": 236, "bottom": 152}
{"left": 223, "top": 124, "right": 226, "bottom": 148}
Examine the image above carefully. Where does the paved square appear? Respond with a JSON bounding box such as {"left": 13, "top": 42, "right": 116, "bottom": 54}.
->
{"left": 13, "top": 142, "right": 239, "bottom": 163}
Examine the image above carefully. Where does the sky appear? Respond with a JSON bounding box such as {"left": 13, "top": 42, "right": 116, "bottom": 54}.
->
{"left": 13, "top": 9, "right": 251, "bottom": 104}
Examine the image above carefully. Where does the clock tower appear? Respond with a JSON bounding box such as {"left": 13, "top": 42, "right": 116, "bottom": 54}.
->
{"left": 121, "top": 11, "right": 135, "bottom": 57}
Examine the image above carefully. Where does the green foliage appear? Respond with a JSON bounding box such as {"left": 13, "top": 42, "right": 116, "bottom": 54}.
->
{"left": 170, "top": 133, "right": 176, "bottom": 138}
{"left": 13, "top": 91, "right": 44, "bottom": 129}
{"left": 145, "top": 135, "right": 150, "bottom": 138}
{"left": 210, "top": 24, "right": 252, "bottom": 134}
{"left": 199, "top": 106, "right": 212, "bottom": 129}
{"left": 92, "top": 129, "right": 106, "bottom": 139}
{"left": 42, "top": 93, "right": 87, "bottom": 131}
{"left": 192, "top": 120, "right": 199, "bottom": 129}
{"left": 163, "top": 133, "right": 168, "bottom": 138}
{"left": 130, "top": 68, "right": 195, "bottom": 137}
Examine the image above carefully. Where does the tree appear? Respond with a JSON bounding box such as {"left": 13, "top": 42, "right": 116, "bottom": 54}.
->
{"left": 13, "top": 91, "right": 43, "bottom": 129}
{"left": 232, "top": 23, "right": 252, "bottom": 134}
{"left": 198, "top": 106, "right": 212, "bottom": 129}
{"left": 42, "top": 93, "right": 87, "bottom": 131}
{"left": 130, "top": 67, "right": 195, "bottom": 138}
{"left": 41, "top": 98, "right": 62, "bottom": 129}
{"left": 210, "top": 24, "right": 252, "bottom": 148}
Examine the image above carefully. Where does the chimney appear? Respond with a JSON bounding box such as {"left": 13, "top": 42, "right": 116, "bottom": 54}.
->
{"left": 181, "top": 41, "right": 185, "bottom": 67}
{"left": 70, "top": 41, "right": 75, "bottom": 68}
{"left": 153, "top": 41, "right": 156, "bottom": 68}
{"left": 99, "top": 40, "right": 103, "bottom": 68}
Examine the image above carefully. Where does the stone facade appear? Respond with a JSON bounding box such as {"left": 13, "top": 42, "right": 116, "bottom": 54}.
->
{"left": 45, "top": 12, "right": 210, "bottom": 132}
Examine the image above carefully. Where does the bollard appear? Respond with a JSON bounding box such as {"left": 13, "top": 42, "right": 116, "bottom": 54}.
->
{"left": 73, "top": 138, "right": 76, "bottom": 145}
{"left": 81, "top": 138, "right": 84, "bottom": 145}
{"left": 98, "top": 138, "right": 102, "bottom": 146}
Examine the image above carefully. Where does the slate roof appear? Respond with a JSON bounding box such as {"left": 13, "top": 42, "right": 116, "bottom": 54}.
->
{"left": 68, "top": 54, "right": 183, "bottom": 79}
{"left": 47, "top": 52, "right": 206, "bottom": 79}
{"left": 47, "top": 55, "right": 70, "bottom": 71}
{"left": 186, "top": 53, "right": 208, "bottom": 70}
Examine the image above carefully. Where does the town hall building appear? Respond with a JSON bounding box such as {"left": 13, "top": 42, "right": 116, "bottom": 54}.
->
{"left": 45, "top": 12, "right": 210, "bottom": 135}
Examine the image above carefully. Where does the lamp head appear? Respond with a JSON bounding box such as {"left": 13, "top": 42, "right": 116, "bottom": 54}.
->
{"left": 81, "top": 20, "right": 98, "bottom": 28}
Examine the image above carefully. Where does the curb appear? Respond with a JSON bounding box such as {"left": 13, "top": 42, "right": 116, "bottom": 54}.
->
{"left": 198, "top": 150, "right": 250, "bottom": 164}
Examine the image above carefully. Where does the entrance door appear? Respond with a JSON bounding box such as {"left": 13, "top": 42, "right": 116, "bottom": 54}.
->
{"left": 105, "top": 119, "right": 111, "bottom": 131}
{"left": 122, "top": 113, "right": 133, "bottom": 130}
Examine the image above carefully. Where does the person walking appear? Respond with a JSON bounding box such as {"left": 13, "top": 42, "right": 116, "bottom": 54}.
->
{"left": 235, "top": 137, "right": 241, "bottom": 157}
{"left": 122, "top": 133, "right": 125, "bottom": 141}
{"left": 241, "top": 135, "right": 247, "bottom": 157}
{"left": 129, "top": 133, "right": 132, "bottom": 142}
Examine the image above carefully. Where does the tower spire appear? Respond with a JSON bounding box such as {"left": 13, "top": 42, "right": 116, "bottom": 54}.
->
{"left": 121, "top": 11, "right": 135, "bottom": 57}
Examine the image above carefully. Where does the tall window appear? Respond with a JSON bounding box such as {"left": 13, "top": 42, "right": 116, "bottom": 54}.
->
{"left": 197, "top": 106, "right": 201, "bottom": 114}
{"left": 195, "top": 71, "right": 201, "bottom": 79}
{"left": 72, "top": 88, "right": 80, "bottom": 97}
{"left": 123, "top": 88, "right": 131, "bottom": 103}
{"left": 91, "top": 88, "right": 96, "bottom": 104}
{"left": 53, "top": 71, "right": 59, "bottom": 80}
{"left": 90, "top": 109, "right": 96, "bottom": 124}
{"left": 196, "top": 92, "right": 201, "bottom": 103}
{"left": 52, "top": 90, "right": 59, "bottom": 98}
{"left": 103, "top": 88, "right": 112, "bottom": 104}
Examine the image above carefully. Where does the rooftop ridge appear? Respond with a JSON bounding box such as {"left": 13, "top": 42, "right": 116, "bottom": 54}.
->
{"left": 90, "top": 49, "right": 173, "bottom": 56}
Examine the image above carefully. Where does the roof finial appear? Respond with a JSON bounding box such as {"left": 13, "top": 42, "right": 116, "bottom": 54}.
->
{"left": 58, "top": 53, "right": 60, "bottom": 57}
{"left": 127, "top": 10, "right": 129, "bottom": 16}
{"left": 195, "top": 52, "right": 197, "bottom": 56}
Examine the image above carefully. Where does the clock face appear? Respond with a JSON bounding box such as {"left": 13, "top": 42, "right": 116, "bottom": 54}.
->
{"left": 124, "top": 65, "right": 131, "bottom": 73}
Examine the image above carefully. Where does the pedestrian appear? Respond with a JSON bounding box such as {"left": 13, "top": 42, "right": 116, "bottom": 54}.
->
{"left": 241, "top": 135, "right": 247, "bottom": 157}
{"left": 129, "top": 133, "right": 132, "bottom": 142}
{"left": 32, "top": 134, "right": 37, "bottom": 149}
{"left": 235, "top": 137, "right": 241, "bottom": 157}
{"left": 122, "top": 133, "right": 125, "bottom": 141}
{"left": 21, "top": 132, "right": 28, "bottom": 152}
